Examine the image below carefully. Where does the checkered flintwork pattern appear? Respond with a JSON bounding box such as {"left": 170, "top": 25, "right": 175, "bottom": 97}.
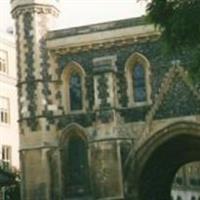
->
{"left": 23, "top": 12, "right": 38, "bottom": 131}
{"left": 137, "top": 65, "right": 200, "bottom": 150}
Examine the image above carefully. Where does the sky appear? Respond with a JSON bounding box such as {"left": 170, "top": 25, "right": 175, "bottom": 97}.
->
{"left": 0, "top": 0, "right": 147, "bottom": 32}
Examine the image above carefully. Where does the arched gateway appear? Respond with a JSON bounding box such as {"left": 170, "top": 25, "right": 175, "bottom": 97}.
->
{"left": 125, "top": 121, "right": 200, "bottom": 200}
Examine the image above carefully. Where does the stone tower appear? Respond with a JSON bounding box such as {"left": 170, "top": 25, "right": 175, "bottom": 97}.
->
{"left": 11, "top": 0, "right": 60, "bottom": 199}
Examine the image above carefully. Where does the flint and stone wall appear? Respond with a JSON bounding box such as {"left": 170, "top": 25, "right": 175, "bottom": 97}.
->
{"left": 11, "top": 1, "right": 200, "bottom": 199}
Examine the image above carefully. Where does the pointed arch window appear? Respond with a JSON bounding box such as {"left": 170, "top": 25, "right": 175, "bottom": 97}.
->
{"left": 62, "top": 62, "right": 86, "bottom": 113}
{"left": 132, "top": 63, "right": 147, "bottom": 102}
{"left": 125, "top": 52, "right": 151, "bottom": 107}
{"left": 69, "top": 72, "right": 83, "bottom": 111}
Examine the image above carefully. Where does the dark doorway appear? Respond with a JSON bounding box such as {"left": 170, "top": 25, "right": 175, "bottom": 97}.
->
{"left": 62, "top": 134, "right": 90, "bottom": 198}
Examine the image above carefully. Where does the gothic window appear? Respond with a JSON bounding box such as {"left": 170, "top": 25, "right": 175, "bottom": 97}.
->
{"left": 132, "top": 63, "right": 146, "bottom": 102}
{"left": 125, "top": 52, "right": 151, "bottom": 107}
{"left": 65, "top": 134, "right": 90, "bottom": 197}
{"left": 69, "top": 72, "right": 83, "bottom": 111}
{"left": 62, "top": 62, "right": 85, "bottom": 113}
{"left": 1, "top": 145, "right": 11, "bottom": 170}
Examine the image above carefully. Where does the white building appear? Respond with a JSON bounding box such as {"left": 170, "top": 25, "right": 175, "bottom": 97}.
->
{"left": 0, "top": 30, "right": 19, "bottom": 171}
{"left": 172, "top": 162, "right": 200, "bottom": 200}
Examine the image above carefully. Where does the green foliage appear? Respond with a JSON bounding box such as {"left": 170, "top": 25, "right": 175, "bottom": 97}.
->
{"left": 141, "top": 0, "right": 200, "bottom": 83}
{"left": 145, "top": 0, "right": 200, "bottom": 49}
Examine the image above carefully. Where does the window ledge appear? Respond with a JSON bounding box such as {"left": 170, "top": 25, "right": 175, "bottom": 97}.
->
{"left": 128, "top": 99, "right": 152, "bottom": 108}
{"left": 66, "top": 109, "right": 86, "bottom": 115}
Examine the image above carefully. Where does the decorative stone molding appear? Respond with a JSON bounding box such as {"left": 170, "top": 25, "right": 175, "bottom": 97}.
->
{"left": 50, "top": 33, "right": 160, "bottom": 55}
{"left": 93, "top": 55, "right": 117, "bottom": 74}
{"left": 11, "top": 4, "right": 59, "bottom": 18}
{"left": 56, "top": 113, "right": 95, "bottom": 129}
{"left": 59, "top": 123, "right": 88, "bottom": 146}
{"left": 17, "top": 79, "right": 60, "bottom": 87}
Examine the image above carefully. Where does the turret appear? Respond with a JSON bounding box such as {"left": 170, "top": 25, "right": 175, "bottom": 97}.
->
{"left": 11, "top": 0, "right": 60, "bottom": 199}
{"left": 11, "top": 0, "right": 59, "bottom": 131}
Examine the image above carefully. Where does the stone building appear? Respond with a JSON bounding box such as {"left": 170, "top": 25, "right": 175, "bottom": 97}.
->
{"left": 10, "top": 0, "right": 200, "bottom": 200}
{"left": 0, "top": 30, "right": 19, "bottom": 198}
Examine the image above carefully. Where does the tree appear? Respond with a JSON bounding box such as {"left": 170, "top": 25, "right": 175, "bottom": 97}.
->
{"left": 141, "top": 0, "right": 200, "bottom": 82}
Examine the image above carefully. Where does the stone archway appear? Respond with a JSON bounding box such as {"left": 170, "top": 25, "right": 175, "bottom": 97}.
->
{"left": 125, "top": 121, "right": 200, "bottom": 200}
{"left": 59, "top": 123, "right": 90, "bottom": 199}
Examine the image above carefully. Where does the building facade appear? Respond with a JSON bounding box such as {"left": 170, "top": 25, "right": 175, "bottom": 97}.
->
{"left": 0, "top": 31, "right": 19, "bottom": 198}
{"left": 10, "top": 0, "right": 200, "bottom": 200}
{"left": 0, "top": 31, "right": 19, "bottom": 172}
